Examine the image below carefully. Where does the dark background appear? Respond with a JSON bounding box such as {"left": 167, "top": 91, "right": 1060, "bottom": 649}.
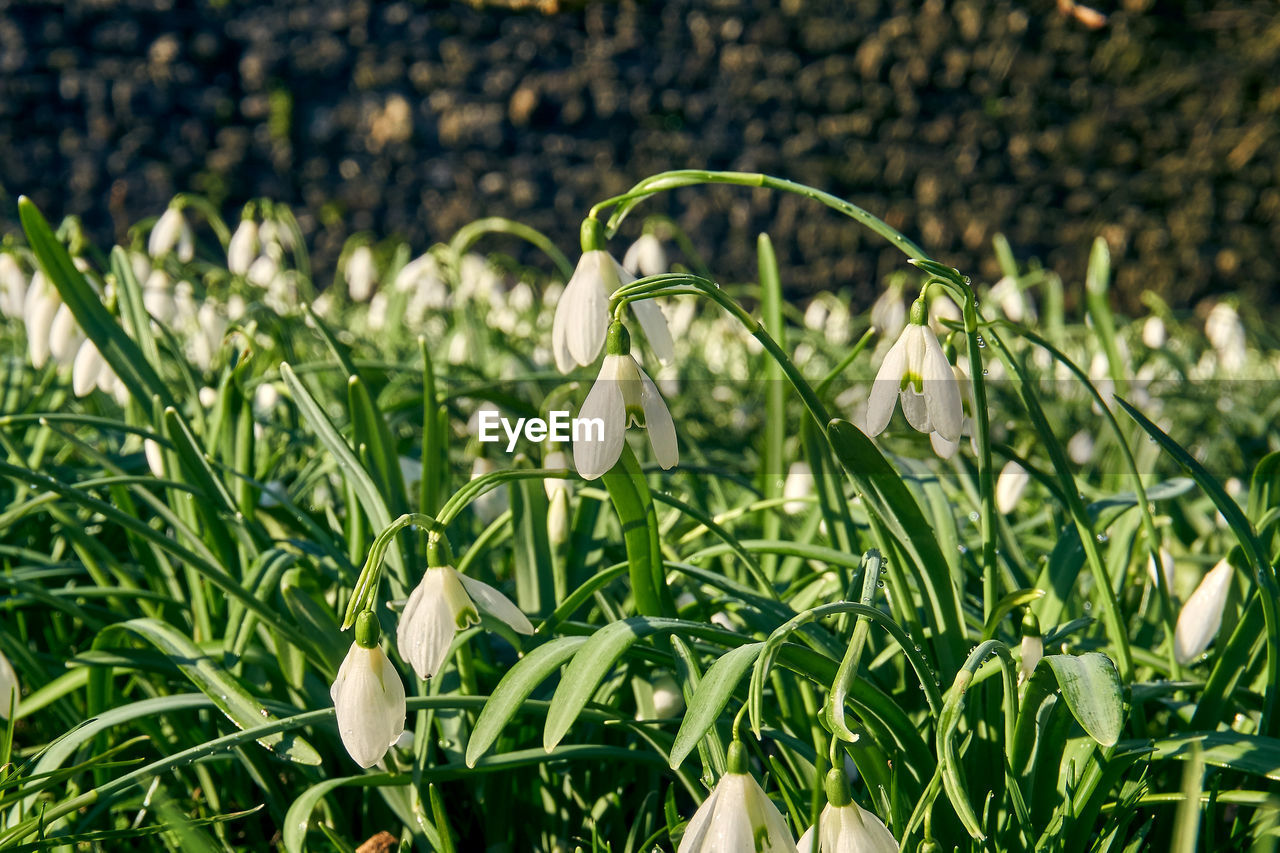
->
{"left": 2, "top": 0, "right": 1277, "bottom": 311}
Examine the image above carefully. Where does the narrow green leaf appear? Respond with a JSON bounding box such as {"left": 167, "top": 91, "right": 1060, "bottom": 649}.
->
{"left": 670, "top": 644, "right": 762, "bottom": 770}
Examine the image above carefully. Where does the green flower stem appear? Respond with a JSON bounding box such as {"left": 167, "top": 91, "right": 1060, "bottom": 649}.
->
{"left": 586, "top": 170, "right": 930, "bottom": 262}
{"left": 341, "top": 512, "right": 448, "bottom": 630}
{"left": 448, "top": 216, "right": 575, "bottom": 280}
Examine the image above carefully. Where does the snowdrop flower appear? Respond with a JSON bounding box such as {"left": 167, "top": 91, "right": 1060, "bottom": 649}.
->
{"left": 396, "top": 565, "right": 533, "bottom": 680}
{"left": 143, "top": 269, "right": 176, "bottom": 325}
{"left": 544, "top": 449, "right": 573, "bottom": 543}
{"left": 572, "top": 323, "right": 677, "bottom": 480}
{"left": 346, "top": 245, "right": 377, "bottom": 302}
{"left": 797, "top": 770, "right": 898, "bottom": 853}
{"left": 247, "top": 254, "right": 279, "bottom": 290}
{"left": 623, "top": 233, "right": 668, "bottom": 278}
{"left": 928, "top": 292, "right": 962, "bottom": 336}
{"left": 990, "top": 275, "right": 1036, "bottom": 323}
{"left": 144, "top": 438, "right": 166, "bottom": 478}
{"left": 48, "top": 303, "right": 85, "bottom": 366}
{"left": 471, "top": 458, "right": 509, "bottom": 524}
{"left": 803, "top": 299, "right": 830, "bottom": 333}
{"left": 72, "top": 339, "right": 106, "bottom": 397}
{"left": 190, "top": 302, "right": 227, "bottom": 371}
{"left": 0, "top": 648, "right": 18, "bottom": 719}
{"left": 995, "top": 460, "right": 1030, "bottom": 514}
{"left": 1174, "top": 559, "right": 1235, "bottom": 664}
{"left": 1142, "top": 316, "right": 1167, "bottom": 349}
{"left": 651, "top": 673, "right": 684, "bottom": 719}
{"left": 1205, "top": 302, "right": 1245, "bottom": 373}
{"left": 865, "top": 299, "right": 962, "bottom": 446}
{"left": 149, "top": 206, "right": 194, "bottom": 262}
{"left": 198, "top": 386, "right": 219, "bottom": 408}
{"left": 1019, "top": 613, "right": 1043, "bottom": 682}
{"left": 552, "top": 235, "right": 673, "bottom": 373}
{"left": 783, "top": 461, "right": 813, "bottom": 515}
{"left": 23, "top": 271, "right": 60, "bottom": 369}
{"left": 0, "top": 253, "right": 26, "bottom": 318}
{"left": 227, "top": 218, "right": 259, "bottom": 275}
{"left": 1067, "top": 430, "right": 1095, "bottom": 465}
{"left": 458, "top": 253, "right": 501, "bottom": 303}
{"left": 1148, "top": 547, "right": 1175, "bottom": 591}
{"left": 679, "top": 741, "right": 797, "bottom": 853}
{"left": 331, "top": 612, "right": 406, "bottom": 768}
{"left": 870, "top": 283, "right": 906, "bottom": 341}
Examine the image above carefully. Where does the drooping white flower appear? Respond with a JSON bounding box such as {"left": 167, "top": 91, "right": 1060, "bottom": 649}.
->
{"left": 331, "top": 618, "right": 406, "bottom": 768}
{"left": 227, "top": 218, "right": 259, "bottom": 275}
{"left": 47, "top": 303, "right": 85, "bottom": 367}
{"left": 928, "top": 293, "right": 962, "bottom": 336}
{"left": 995, "top": 460, "right": 1030, "bottom": 514}
{"left": 470, "top": 458, "right": 509, "bottom": 524}
{"left": 1142, "top": 316, "right": 1167, "bottom": 349}
{"left": 1174, "top": 559, "right": 1235, "bottom": 664}
{"left": 572, "top": 326, "right": 677, "bottom": 480}
{"left": 623, "top": 233, "right": 668, "bottom": 278}
{"left": 1067, "top": 430, "right": 1095, "bottom": 465}
{"left": 247, "top": 254, "right": 279, "bottom": 290}
{"left": 144, "top": 438, "right": 165, "bottom": 479}
{"left": 23, "top": 271, "right": 60, "bottom": 369}
{"left": 149, "top": 207, "right": 194, "bottom": 262}
{"left": 679, "top": 742, "right": 797, "bottom": 853}
{"left": 990, "top": 275, "right": 1036, "bottom": 323}
{"left": 0, "top": 648, "right": 18, "bottom": 719}
{"left": 346, "top": 245, "right": 377, "bottom": 302}
{"left": 1205, "top": 302, "right": 1245, "bottom": 373}
{"left": 796, "top": 803, "right": 898, "bottom": 853}
{"left": 651, "top": 673, "right": 684, "bottom": 719}
{"left": 396, "top": 565, "right": 533, "bottom": 680}
{"left": 865, "top": 306, "right": 962, "bottom": 445}
{"left": 552, "top": 249, "right": 673, "bottom": 373}
{"left": 142, "top": 269, "right": 176, "bottom": 325}
{"left": 869, "top": 284, "right": 906, "bottom": 341}
{"left": 783, "top": 461, "right": 813, "bottom": 515}
{"left": 0, "top": 253, "right": 27, "bottom": 319}
{"left": 72, "top": 339, "right": 106, "bottom": 397}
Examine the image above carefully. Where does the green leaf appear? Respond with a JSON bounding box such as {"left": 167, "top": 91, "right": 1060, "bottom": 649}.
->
{"left": 670, "top": 643, "right": 762, "bottom": 770}
{"left": 1042, "top": 653, "right": 1125, "bottom": 748}
{"left": 466, "top": 636, "right": 587, "bottom": 766}
{"left": 101, "top": 618, "right": 322, "bottom": 765}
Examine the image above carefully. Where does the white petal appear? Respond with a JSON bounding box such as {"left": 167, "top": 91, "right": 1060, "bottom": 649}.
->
{"left": 227, "top": 220, "right": 259, "bottom": 275}
{"left": 742, "top": 774, "right": 799, "bottom": 851}
{"left": 1174, "top": 559, "right": 1235, "bottom": 664}
{"left": 397, "top": 568, "right": 473, "bottom": 680}
{"left": 144, "top": 439, "right": 165, "bottom": 479}
{"left": 783, "top": 461, "right": 813, "bottom": 514}
{"left": 553, "top": 251, "right": 613, "bottom": 372}
{"left": 921, "top": 329, "right": 962, "bottom": 442}
{"left": 623, "top": 233, "right": 667, "bottom": 277}
{"left": 331, "top": 643, "right": 406, "bottom": 768}
{"left": 865, "top": 332, "right": 909, "bottom": 436}
{"left": 678, "top": 785, "right": 721, "bottom": 852}
{"left": 149, "top": 208, "right": 183, "bottom": 257}
{"left": 459, "top": 574, "right": 534, "bottom": 635}
{"left": 72, "top": 340, "right": 105, "bottom": 397}
{"left": 24, "top": 280, "right": 60, "bottom": 370}
{"left": 573, "top": 356, "right": 627, "bottom": 480}
{"left": 930, "top": 430, "right": 959, "bottom": 460}
{"left": 995, "top": 461, "right": 1030, "bottom": 515}
{"left": 0, "top": 649, "right": 18, "bottom": 719}
{"left": 899, "top": 387, "right": 931, "bottom": 433}
{"left": 637, "top": 362, "right": 678, "bottom": 469}
{"left": 48, "top": 304, "right": 84, "bottom": 365}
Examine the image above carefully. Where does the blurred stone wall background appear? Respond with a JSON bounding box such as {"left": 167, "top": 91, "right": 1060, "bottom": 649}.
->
{"left": 1, "top": 0, "right": 1277, "bottom": 311}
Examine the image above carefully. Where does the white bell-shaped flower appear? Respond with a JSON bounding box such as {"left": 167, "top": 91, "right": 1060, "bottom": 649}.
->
{"left": 149, "top": 207, "right": 194, "bottom": 262}
{"left": 48, "top": 304, "right": 85, "bottom": 367}
{"left": 331, "top": 613, "right": 406, "bottom": 768}
{"left": 72, "top": 339, "right": 106, "bottom": 397}
{"left": 797, "top": 770, "right": 897, "bottom": 852}
{"left": 869, "top": 284, "right": 906, "bottom": 341}
{"left": 1147, "top": 547, "right": 1175, "bottom": 591}
{"left": 1067, "top": 430, "right": 1095, "bottom": 465}
{"left": 782, "top": 461, "right": 812, "bottom": 515}
{"left": 142, "top": 269, "right": 176, "bottom": 325}
{"left": 1174, "top": 559, "right": 1235, "bottom": 664}
{"left": 995, "top": 460, "right": 1030, "bottom": 515}
{"left": 1205, "top": 302, "right": 1245, "bottom": 373}
{"left": 1142, "top": 316, "right": 1167, "bottom": 349}
{"left": 552, "top": 245, "right": 673, "bottom": 373}
{"left": 679, "top": 741, "right": 797, "bottom": 853}
{"left": 396, "top": 565, "right": 534, "bottom": 680}
{"left": 227, "top": 218, "right": 259, "bottom": 275}
{"left": 346, "top": 245, "right": 377, "bottom": 302}
{"left": 623, "top": 233, "right": 668, "bottom": 278}
{"left": 0, "top": 253, "right": 27, "bottom": 319}
{"left": 865, "top": 301, "right": 962, "bottom": 444}
{"left": 0, "top": 648, "right": 18, "bottom": 719}
{"left": 989, "top": 275, "right": 1036, "bottom": 323}
{"left": 23, "top": 271, "right": 60, "bottom": 369}
{"left": 572, "top": 323, "right": 677, "bottom": 480}
{"left": 927, "top": 364, "right": 970, "bottom": 460}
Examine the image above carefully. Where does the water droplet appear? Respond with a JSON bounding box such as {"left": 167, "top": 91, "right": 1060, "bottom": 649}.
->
{"left": 914, "top": 645, "right": 922, "bottom": 652}
{"left": 1096, "top": 533, "right": 1109, "bottom": 543}
{"left": 957, "top": 544, "right": 968, "bottom": 554}
{"left": 982, "top": 369, "right": 989, "bottom": 375}
{"left": 968, "top": 511, "right": 980, "bottom": 522}
{"left": 876, "top": 580, "right": 885, "bottom": 588}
